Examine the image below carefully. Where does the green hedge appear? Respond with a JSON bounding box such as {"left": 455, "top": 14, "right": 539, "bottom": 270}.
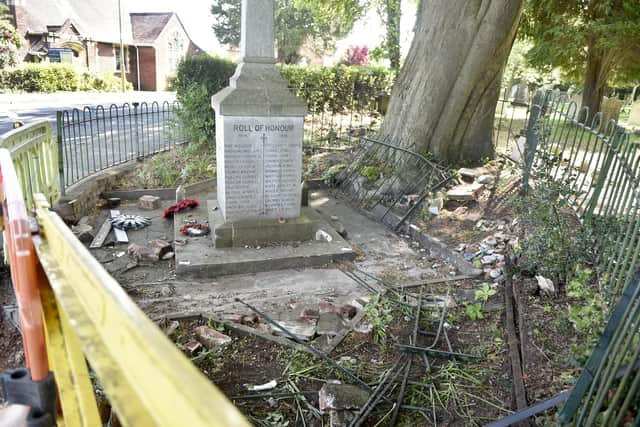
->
{"left": 171, "top": 54, "right": 237, "bottom": 146}
{"left": 0, "top": 64, "right": 133, "bottom": 92}
{"left": 170, "top": 57, "right": 395, "bottom": 145}
{"left": 279, "top": 65, "right": 395, "bottom": 113}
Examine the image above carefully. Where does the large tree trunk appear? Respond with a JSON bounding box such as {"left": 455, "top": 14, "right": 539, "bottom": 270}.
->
{"left": 581, "top": 40, "right": 609, "bottom": 118}
{"left": 379, "top": 0, "right": 524, "bottom": 165}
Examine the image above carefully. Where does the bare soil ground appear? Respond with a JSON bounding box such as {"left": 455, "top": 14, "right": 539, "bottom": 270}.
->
{"left": 0, "top": 149, "right": 593, "bottom": 425}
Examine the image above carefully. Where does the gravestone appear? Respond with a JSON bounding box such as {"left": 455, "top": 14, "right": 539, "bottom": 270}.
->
{"left": 211, "top": 0, "right": 308, "bottom": 246}
{"left": 601, "top": 97, "right": 624, "bottom": 126}
{"left": 628, "top": 102, "right": 640, "bottom": 127}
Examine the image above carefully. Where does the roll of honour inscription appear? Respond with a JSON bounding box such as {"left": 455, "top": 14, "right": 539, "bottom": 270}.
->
{"left": 218, "top": 116, "right": 303, "bottom": 221}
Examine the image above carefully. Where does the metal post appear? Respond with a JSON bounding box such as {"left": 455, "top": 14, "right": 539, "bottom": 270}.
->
{"left": 56, "top": 111, "right": 65, "bottom": 196}
{"left": 118, "top": 0, "right": 126, "bottom": 92}
{"left": 133, "top": 102, "right": 140, "bottom": 157}
{"left": 585, "top": 125, "right": 624, "bottom": 222}
{"left": 522, "top": 91, "right": 546, "bottom": 194}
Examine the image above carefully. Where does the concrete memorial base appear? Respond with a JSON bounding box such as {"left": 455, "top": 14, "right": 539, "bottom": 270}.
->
{"left": 173, "top": 194, "right": 355, "bottom": 278}
{"left": 209, "top": 200, "right": 315, "bottom": 248}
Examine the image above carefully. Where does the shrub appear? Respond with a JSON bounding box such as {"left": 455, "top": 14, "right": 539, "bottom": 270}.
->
{"left": 278, "top": 64, "right": 394, "bottom": 113}
{"left": 171, "top": 55, "right": 236, "bottom": 147}
{"left": 0, "top": 63, "right": 78, "bottom": 92}
{"left": 79, "top": 71, "right": 132, "bottom": 92}
{"left": 342, "top": 46, "right": 369, "bottom": 66}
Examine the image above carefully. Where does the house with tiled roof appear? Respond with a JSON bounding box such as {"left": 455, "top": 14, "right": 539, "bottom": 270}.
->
{"left": 3, "top": 0, "right": 205, "bottom": 91}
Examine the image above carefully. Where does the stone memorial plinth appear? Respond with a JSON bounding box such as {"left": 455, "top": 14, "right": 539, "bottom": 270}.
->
{"left": 211, "top": 0, "right": 309, "bottom": 247}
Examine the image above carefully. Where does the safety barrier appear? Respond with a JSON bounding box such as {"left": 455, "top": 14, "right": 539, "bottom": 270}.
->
{"left": 0, "top": 147, "right": 248, "bottom": 425}
{"left": 0, "top": 121, "right": 60, "bottom": 207}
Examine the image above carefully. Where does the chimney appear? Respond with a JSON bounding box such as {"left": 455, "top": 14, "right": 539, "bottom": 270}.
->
{"left": 6, "top": 0, "right": 28, "bottom": 35}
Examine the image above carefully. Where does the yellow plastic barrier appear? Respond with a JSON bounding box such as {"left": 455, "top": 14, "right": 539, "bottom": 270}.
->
{"left": 31, "top": 193, "right": 249, "bottom": 427}
{"left": 0, "top": 121, "right": 60, "bottom": 208}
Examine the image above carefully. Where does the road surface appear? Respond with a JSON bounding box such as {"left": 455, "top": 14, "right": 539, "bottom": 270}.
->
{"left": 0, "top": 91, "right": 176, "bottom": 135}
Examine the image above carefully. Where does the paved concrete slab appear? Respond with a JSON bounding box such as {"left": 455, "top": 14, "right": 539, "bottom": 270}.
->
{"left": 173, "top": 194, "right": 355, "bottom": 277}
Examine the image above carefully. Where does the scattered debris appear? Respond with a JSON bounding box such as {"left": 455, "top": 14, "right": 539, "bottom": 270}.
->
{"left": 317, "top": 312, "right": 348, "bottom": 336}
{"left": 111, "top": 214, "right": 151, "bottom": 231}
{"left": 315, "top": 229, "right": 333, "bottom": 242}
{"left": 90, "top": 218, "right": 113, "bottom": 248}
{"left": 446, "top": 183, "right": 484, "bottom": 201}
{"left": 194, "top": 326, "right": 232, "bottom": 349}
{"left": 183, "top": 340, "right": 202, "bottom": 355}
{"left": 107, "top": 197, "right": 121, "bottom": 208}
{"left": 535, "top": 275, "right": 556, "bottom": 296}
{"left": 110, "top": 210, "right": 129, "bottom": 243}
{"left": 244, "top": 380, "right": 277, "bottom": 392}
{"left": 71, "top": 223, "right": 94, "bottom": 244}
{"left": 163, "top": 199, "right": 200, "bottom": 219}
{"left": 179, "top": 223, "right": 210, "bottom": 237}
{"left": 273, "top": 320, "right": 317, "bottom": 341}
{"left": 319, "top": 382, "right": 370, "bottom": 413}
{"left": 318, "top": 301, "right": 357, "bottom": 320}
{"left": 138, "top": 195, "right": 161, "bottom": 210}
{"left": 476, "top": 174, "right": 496, "bottom": 185}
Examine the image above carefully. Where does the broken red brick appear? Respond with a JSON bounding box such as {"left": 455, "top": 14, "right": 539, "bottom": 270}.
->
{"left": 194, "top": 326, "right": 232, "bottom": 349}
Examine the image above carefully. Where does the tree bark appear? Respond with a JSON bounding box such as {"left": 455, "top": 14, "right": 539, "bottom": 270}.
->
{"left": 385, "top": 0, "right": 401, "bottom": 70}
{"left": 379, "top": 0, "right": 525, "bottom": 165}
{"left": 581, "top": 40, "right": 609, "bottom": 118}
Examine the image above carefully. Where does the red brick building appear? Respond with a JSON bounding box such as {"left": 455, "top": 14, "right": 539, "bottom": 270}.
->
{"left": 3, "top": 0, "right": 205, "bottom": 91}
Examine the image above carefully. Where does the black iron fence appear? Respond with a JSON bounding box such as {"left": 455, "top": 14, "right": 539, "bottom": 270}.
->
{"left": 334, "top": 136, "right": 451, "bottom": 230}
{"left": 57, "top": 101, "right": 184, "bottom": 190}
{"left": 290, "top": 85, "right": 387, "bottom": 146}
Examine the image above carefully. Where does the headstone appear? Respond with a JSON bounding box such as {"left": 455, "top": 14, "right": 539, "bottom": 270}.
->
{"left": 212, "top": 0, "right": 306, "bottom": 223}
{"left": 628, "top": 102, "right": 640, "bottom": 127}
{"left": 601, "top": 97, "right": 624, "bottom": 126}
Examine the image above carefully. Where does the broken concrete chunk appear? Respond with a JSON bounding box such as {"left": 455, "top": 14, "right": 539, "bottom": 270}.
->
{"left": 72, "top": 223, "right": 94, "bottom": 244}
{"left": 317, "top": 312, "right": 348, "bottom": 336}
{"left": 319, "top": 301, "right": 357, "bottom": 319}
{"left": 228, "top": 312, "right": 260, "bottom": 326}
{"left": 353, "top": 321, "right": 374, "bottom": 343}
{"left": 184, "top": 340, "right": 202, "bottom": 355}
{"left": 319, "top": 383, "right": 370, "bottom": 413}
{"left": 535, "top": 275, "right": 556, "bottom": 296}
{"left": 476, "top": 174, "right": 495, "bottom": 185}
{"left": 273, "top": 320, "right": 316, "bottom": 341}
{"left": 138, "top": 195, "right": 161, "bottom": 210}
{"left": 127, "top": 243, "right": 159, "bottom": 262}
{"left": 194, "top": 326, "right": 232, "bottom": 350}
{"left": 300, "top": 307, "right": 320, "bottom": 320}
{"left": 148, "top": 239, "right": 172, "bottom": 258}
{"left": 330, "top": 410, "right": 358, "bottom": 427}
{"left": 446, "top": 183, "right": 484, "bottom": 201}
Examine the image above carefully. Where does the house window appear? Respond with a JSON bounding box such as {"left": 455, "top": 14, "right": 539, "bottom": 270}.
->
{"left": 168, "top": 32, "right": 184, "bottom": 73}
{"left": 115, "top": 46, "right": 127, "bottom": 71}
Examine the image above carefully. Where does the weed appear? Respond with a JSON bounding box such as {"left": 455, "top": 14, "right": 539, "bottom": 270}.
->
{"left": 363, "top": 294, "right": 393, "bottom": 349}
{"left": 464, "top": 303, "right": 484, "bottom": 320}
{"left": 474, "top": 283, "right": 497, "bottom": 303}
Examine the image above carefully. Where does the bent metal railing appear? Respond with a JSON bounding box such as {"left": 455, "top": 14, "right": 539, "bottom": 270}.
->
{"left": 335, "top": 136, "right": 451, "bottom": 230}
{"left": 0, "top": 121, "right": 60, "bottom": 207}
{"left": 57, "top": 101, "right": 184, "bottom": 190}
{"left": 0, "top": 147, "right": 248, "bottom": 426}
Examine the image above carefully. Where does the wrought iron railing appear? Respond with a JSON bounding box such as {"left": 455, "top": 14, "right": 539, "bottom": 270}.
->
{"left": 524, "top": 91, "right": 640, "bottom": 297}
{"left": 289, "top": 86, "right": 387, "bottom": 146}
{"left": 523, "top": 91, "right": 640, "bottom": 425}
{"left": 57, "top": 101, "right": 184, "bottom": 190}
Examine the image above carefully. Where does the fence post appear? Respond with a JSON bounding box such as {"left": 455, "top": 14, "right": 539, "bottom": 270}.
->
{"left": 133, "top": 102, "right": 141, "bottom": 158}
{"left": 55, "top": 111, "right": 65, "bottom": 196}
{"left": 522, "top": 92, "right": 546, "bottom": 194}
{"left": 584, "top": 125, "right": 624, "bottom": 222}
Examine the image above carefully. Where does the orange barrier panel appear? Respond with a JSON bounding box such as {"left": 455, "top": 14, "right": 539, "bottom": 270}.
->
{"left": 0, "top": 148, "right": 49, "bottom": 380}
